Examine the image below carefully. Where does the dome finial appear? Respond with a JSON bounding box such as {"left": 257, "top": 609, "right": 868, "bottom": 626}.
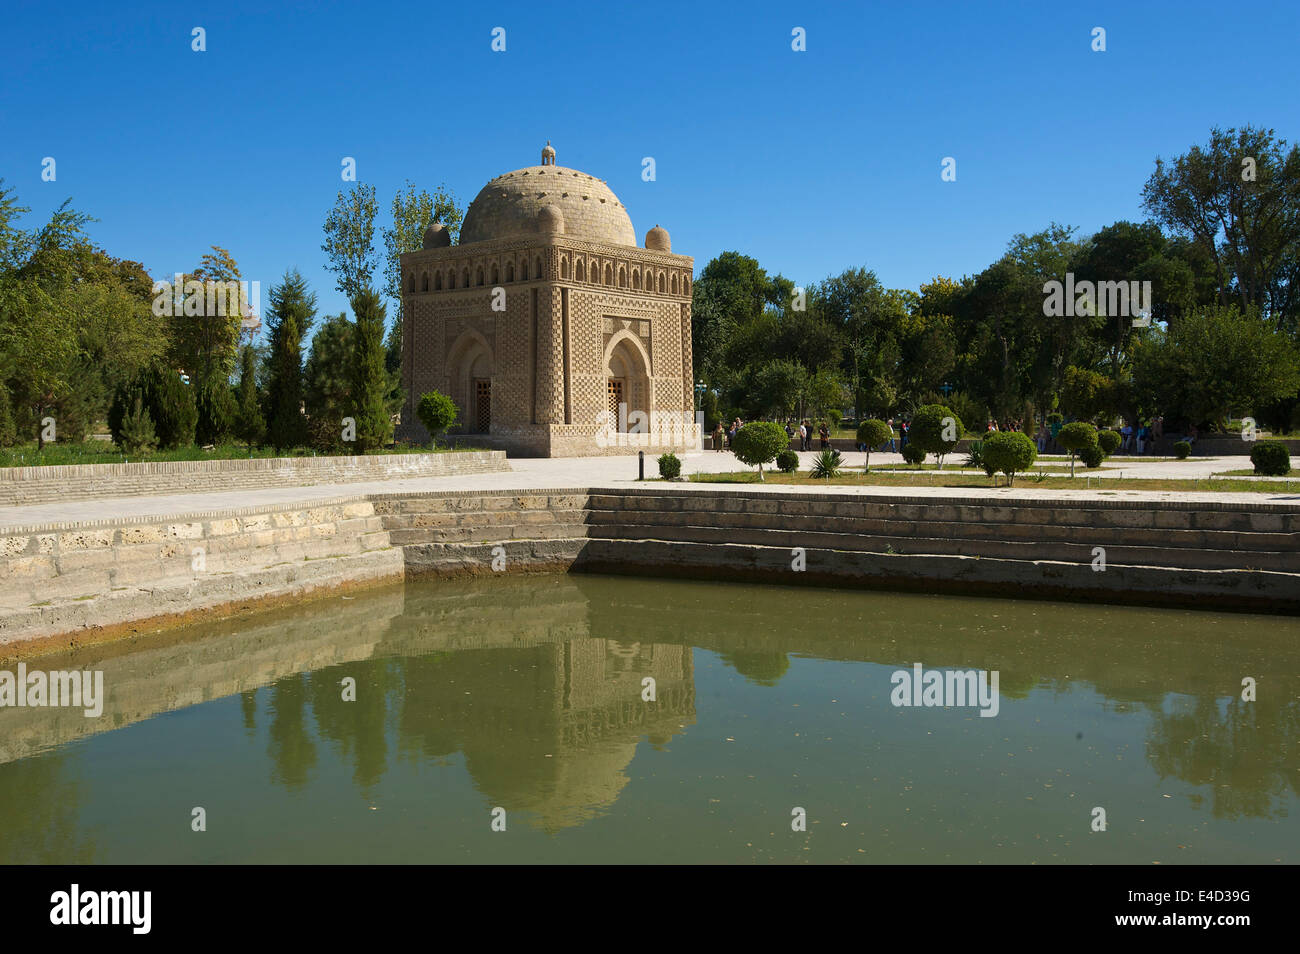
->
{"left": 541, "top": 140, "right": 556, "bottom": 166}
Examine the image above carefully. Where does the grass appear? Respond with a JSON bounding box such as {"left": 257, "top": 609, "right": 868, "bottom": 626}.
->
{"left": 0, "top": 440, "right": 484, "bottom": 468}
{"left": 1214, "top": 468, "right": 1295, "bottom": 477}
{"left": 688, "top": 470, "right": 1300, "bottom": 494}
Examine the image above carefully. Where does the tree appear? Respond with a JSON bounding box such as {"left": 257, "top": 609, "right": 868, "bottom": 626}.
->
{"left": 264, "top": 269, "right": 316, "bottom": 450}
{"left": 856, "top": 419, "right": 891, "bottom": 472}
{"left": 982, "top": 431, "right": 1037, "bottom": 485}
{"left": 909, "top": 404, "right": 961, "bottom": 468}
{"left": 381, "top": 180, "right": 463, "bottom": 305}
{"left": 194, "top": 375, "right": 235, "bottom": 445}
{"left": 118, "top": 392, "right": 157, "bottom": 455}
{"left": 416, "top": 390, "right": 457, "bottom": 448}
{"left": 730, "top": 421, "right": 788, "bottom": 480}
{"left": 304, "top": 313, "right": 354, "bottom": 450}
{"left": 1130, "top": 305, "right": 1300, "bottom": 429}
{"left": 349, "top": 288, "right": 392, "bottom": 452}
{"left": 233, "top": 344, "right": 265, "bottom": 451}
{"left": 322, "top": 183, "right": 378, "bottom": 301}
{"left": 1057, "top": 421, "right": 1098, "bottom": 477}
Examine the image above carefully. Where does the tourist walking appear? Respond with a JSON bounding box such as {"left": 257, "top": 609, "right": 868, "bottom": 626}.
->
{"left": 712, "top": 422, "right": 725, "bottom": 451}
{"left": 886, "top": 418, "right": 896, "bottom": 452}
{"left": 1036, "top": 421, "right": 1048, "bottom": 453}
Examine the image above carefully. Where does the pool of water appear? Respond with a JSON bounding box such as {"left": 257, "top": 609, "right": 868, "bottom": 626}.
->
{"left": 1, "top": 575, "right": 1296, "bottom": 863}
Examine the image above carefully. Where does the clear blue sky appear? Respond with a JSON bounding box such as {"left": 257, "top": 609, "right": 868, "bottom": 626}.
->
{"left": 3, "top": 0, "right": 1298, "bottom": 331}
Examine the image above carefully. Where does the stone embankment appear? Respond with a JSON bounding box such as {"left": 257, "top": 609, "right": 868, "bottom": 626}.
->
{"left": 3, "top": 486, "right": 1297, "bottom": 652}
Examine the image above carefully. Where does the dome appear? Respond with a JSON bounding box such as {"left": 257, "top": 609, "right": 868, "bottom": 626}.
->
{"left": 645, "top": 224, "right": 670, "bottom": 252}
{"left": 422, "top": 222, "right": 450, "bottom": 249}
{"left": 460, "top": 164, "right": 636, "bottom": 246}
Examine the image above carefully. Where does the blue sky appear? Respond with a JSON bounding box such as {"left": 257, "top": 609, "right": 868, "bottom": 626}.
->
{"left": 3, "top": 0, "right": 1298, "bottom": 330}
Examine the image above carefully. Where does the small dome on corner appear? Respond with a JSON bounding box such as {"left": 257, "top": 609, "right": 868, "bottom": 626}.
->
{"left": 645, "top": 224, "right": 670, "bottom": 252}
{"left": 422, "top": 222, "right": 450, "bottom": 249}
{"left": 537, "top": 204, "right": 564, "bottom": 234}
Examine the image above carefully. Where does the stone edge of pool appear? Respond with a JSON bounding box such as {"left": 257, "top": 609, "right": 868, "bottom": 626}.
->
{"left": 2, "top": 484, "right": 1298, "bottom": 658}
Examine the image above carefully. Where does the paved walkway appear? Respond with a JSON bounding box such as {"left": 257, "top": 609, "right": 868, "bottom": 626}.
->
{"left": 2, "top": 451, "right": 1297, "bottom": 532}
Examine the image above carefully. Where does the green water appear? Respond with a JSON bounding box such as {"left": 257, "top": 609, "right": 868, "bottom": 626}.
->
{"left": 1, "top": 575, "right": 1296, "bottom": 864}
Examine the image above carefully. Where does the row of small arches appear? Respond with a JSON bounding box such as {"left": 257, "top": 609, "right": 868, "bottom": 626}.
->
{"left": 406, "top": 258, "right": 691, "bottom": 297}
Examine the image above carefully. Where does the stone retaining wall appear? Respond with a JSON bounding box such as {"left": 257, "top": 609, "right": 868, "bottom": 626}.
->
{"left": 3, "top": 486, "right": 1297, "bottom": 652}
{"left": 0, "top": 450, "right": 507, "bottom": 506}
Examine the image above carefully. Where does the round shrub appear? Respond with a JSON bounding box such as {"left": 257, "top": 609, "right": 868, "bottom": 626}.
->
{"left": 776, "top": 449, "right": 799, "bottom": 473}
{"left": 731, "top": 421, "right": 789, "bottom": 480}
{"left": 417, "top": 390, "right": 459, "bottom": 447}
{"left": 1097, "top": 429, "right": 1121, "bottom": 456}
{"left": 909, "top": 404, "right": 961, "bottom": 467}
{"left": 1173, "top": 440, "right": 1191, "bottom": 460}
{"left": 1056, "top": 421, "right": 1098, "bottom": 476}
{"left": 983, "top": 431, "right": 1038, "bottom": 485}
{"left": 1078, "top": 443, "right": 1105, "bottom": 468}
{"left": 1250, "top": 440, "right": 1291, "bottom": 476}
{"left": 856, "top": 418, "right": 892, "bottom": 470}
{"left": 901, "top": 443, "right": 926, "bottom": 465}
{"left": 657, "top": 452, "right": 682, "bottom": 480}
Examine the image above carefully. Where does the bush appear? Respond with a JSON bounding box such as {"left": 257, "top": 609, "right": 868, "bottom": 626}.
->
{"left": 1078, "top": 443, "right": 1105, "bottom": 468}
{"left": 856, "top": 418, "right": 892, "bottom": 471}
{"left": 910, "top": 404, "right": 961, "bottom": 468}
{"left": 983, "top": 431, "right": 1037, "bottom": 485}
{"left": 731, "top": 421, "right": 789, "bottom": 480}
{"left": 1250, "top": 440, "right": 1291, "bottom": 476}
{"left": 658, "top": 452, "right": 682, "bottom": 479}
{"left": 902, "top": 443, "right": 926, "bottom": 465}
{"left": 1173, "top": 440, "right": 1191, "bottom": 460}
{"left": 1056, "top": 421, "right": 1098, "bottom": 476}
{"left": 416, "top": 390, "right": 458, "bottom": 447}
{"left": 810, "top": 448, "right": 843, "bottom": 479}
{"left": 963, "top": 440, "right": 985, "bottom": 469}
{"left": 1097, "top": 429, "right": 1121, "bottom": 456}
{"left": 776, "top": 449, "right": 799, "bottom": 473}
{"left": 110, "top": 366, "right": 197, "bottom": 450}
{"left": 118, "top": 392, "right": 158, "bottom": 456}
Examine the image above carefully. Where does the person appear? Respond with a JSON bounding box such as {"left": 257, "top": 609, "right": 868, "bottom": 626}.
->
{"left": 712, "top": 422, "right": 724, "bottom": 451}
{"left": 1036, "top": 421, "right": 1048, "bottom": 453}
{"left": 1120, "top": 422, "right": 1133, "bottom": 453}
{"left": 900, "top": 419, "right": 909, "bottom": 450}
{"left": 818, "top": 422, "right": 830, "bottom": 450}
{"left": 785, "top": 421, "right": 794, "bottom": 442}
{"left": 1187, "top": 423, "right": 1198, "bottom": 445}
{"left": 1135, "top": 421, "right": 1146, "bottom": 455}
{"left": 886, "top": 418, "right": 896, "bottom": 452}
{"left": 802, "top": 420, "right": 812, "bottom": 451}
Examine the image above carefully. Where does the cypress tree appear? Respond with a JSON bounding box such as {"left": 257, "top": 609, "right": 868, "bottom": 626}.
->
{"left": 233, "top": 344, "right": 265, "bottom": 450}
{"left": 349, "top": 287, "right": 393, "bottom": 452}
{"left": 264, "top": 269, "right": 315, "bottom": 450}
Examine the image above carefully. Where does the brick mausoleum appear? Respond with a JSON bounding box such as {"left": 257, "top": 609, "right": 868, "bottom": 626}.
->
{"left": 396, "top": 142, "right": 698, "bottom": 457}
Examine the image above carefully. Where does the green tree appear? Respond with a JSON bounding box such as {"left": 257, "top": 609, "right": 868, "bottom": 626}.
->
{"left": 118, "top": 391, "right": 157, "bottom": 455}
{"left": 856, "top": 419, "right": 891, "bottom": 471}
{"left": 264, "top": 269, "right": 316, "bottom": 450}
{"left": 909, "top": 404, "right": 961, "bottom": 468}
{"left": 322, "top": 183, "right": 378, "bottom": 300}
{"left": 304, "top": 313, "right": 354, "bottom": 451}
{"left": 730, "top": 421, "right": 788, "bottom": 480}
{"left": 233, "top": 344, "right": 266, "bottom": 450}
{"left": 381, "top": 180, "right": 463, "bottom": 305}
{"left": 349, "top": 288, "right": 393, "bottom": 452}
{"left": 982, "top": 430, "right": 1037, "bottom": 485}
{"left": 416, "top": 390, "right": 457, "bottom": 448}
{"left": 1056, "top": 421, "right": 1098, "bottom": 477}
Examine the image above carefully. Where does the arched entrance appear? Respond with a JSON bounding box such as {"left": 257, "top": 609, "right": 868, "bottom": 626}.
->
{"left": 446, "top": 331, "right": 494, "bottom": 433}
{"left": 604, "top": 332, "right": 651, "bottom": 432}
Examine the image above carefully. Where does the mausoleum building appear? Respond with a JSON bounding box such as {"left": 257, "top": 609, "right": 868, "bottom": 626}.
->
{"left": 397, "top": 143, "right": 698, "bottom": 456}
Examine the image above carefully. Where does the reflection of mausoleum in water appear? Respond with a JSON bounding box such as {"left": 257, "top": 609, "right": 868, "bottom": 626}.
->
{"left": 397, "top": 142, "right": 698, "bottom": 456}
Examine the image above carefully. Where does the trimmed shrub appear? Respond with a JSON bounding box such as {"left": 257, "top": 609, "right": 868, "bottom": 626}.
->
{"left": 902, "top": 442, "right": 926, "bottom": 465}
{"left": 658, "top": 452, "right": 682, "bottom": 479}
{"left": 1056, "top": 421, "right": 1098, "bottom": 476}
{"left": 776, "top": 449, "right": 799, "bottom": 473}
{"left": 856, "top": 418, "right": 892, "bottom": 471}
{"left": 910, "top": 404, "right": 961, "bottom": 468}
{"left": 1173, "top": 440, "right": 1191, "bottom": 460}
{"left": 983, "top": 431, "right": 1037, "bottom": 485}
{"left": 1097, "top": 429, "right": 1121, "bottom": 456}
{"left": 1250, "top": 440, "right": 1291, "bottom": 476}
{"left": 416, "top": 390, "right": 458, "bottom": 447}
{"left": 731, "top": 421, "right": 789, "bottom": 480}
{"left": 1079, "top": 443, "right": 1105, "bottom": 468}
{"left": 810, "top": 448, "right": 843, "bottom": 479}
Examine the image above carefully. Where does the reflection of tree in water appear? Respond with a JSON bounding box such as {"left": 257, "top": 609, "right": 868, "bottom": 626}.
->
{"left": 718, "top": 650, "right": 790, "bottom": 686}
{"left": 0, "top": 755, "right": 95, "bottom": 863}
{"left": 267, "top": 674, "right": 317, "bottom": 791}
{"left": 1145, "top": 694, "right": 1299, "bottom": 820}
{"left": 308, "top": 660, "right": 398, "bottom": 797}
{"left": 240, "top": 690, "right": 257, "bottom": 734}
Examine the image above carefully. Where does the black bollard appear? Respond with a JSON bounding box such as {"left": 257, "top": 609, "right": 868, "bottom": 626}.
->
{"left": 638, "top": 450, "right": 644, "bottom": 481}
